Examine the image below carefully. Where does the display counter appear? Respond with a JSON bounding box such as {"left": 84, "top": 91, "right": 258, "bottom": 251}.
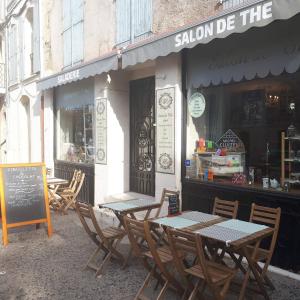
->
{"left": 182, "top": 178, "right": 300, "bottom": 272}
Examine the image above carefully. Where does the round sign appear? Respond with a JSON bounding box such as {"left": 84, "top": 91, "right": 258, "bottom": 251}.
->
{"left": 188, "top": 92, "right": 206, "bottom": 118}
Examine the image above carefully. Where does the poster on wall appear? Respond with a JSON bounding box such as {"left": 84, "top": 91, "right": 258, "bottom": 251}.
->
{"left": 95, "top": 98, "right": 107, "bottom": 164}
{"left": 156, "top": 87, "right": 175, "bottom": 174}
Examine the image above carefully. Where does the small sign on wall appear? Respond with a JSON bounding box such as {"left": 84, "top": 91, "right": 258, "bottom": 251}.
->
{"left": 95, "top": 98, "right": 107, "bottom": 164}
{"left": 156, "top": 87, "right": 175, "bottom": 174}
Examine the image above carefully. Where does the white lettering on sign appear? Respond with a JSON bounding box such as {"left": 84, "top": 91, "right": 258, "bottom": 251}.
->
{"left": 57, "top": 69, "right": 80, "bottom": 84}
{"left": 174, "top": 1, "right": 273, "bottom": 48}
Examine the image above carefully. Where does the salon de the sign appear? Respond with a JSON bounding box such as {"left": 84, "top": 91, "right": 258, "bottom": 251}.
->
{"left": 174, "top": 1, "right": 273, "bottom": 48}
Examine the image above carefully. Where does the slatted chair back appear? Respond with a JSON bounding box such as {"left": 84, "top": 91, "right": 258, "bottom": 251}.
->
{"left": 155, "top": 188, "right": 180, "bottom": 218}
{"left": 75, "top": 201, "right": 102, "bottom": 246}
{"left": 69, "top": 169, "right": 80, "bottom": 189}
{"left": 144, "top": 221, "right": 184, "bottom": 296}
{"left": 212, "top": 197, "right": 239, "bottom": 219}
{"left": 167, "top": 228, "right": 198, "bottom": 279}
{"left": 250, "top": 203, "right": 281, "bottom": 258}
{"left": 124, "top": 216, "right": 147, "bottom": 259}
{"left": 73, "top": 172, "right": 85, "bottom": 198}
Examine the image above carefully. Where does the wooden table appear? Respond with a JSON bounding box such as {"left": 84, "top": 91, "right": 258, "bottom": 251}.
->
{"left": 194, "top": 219, "right": 274, "bottom": 300}
{"left": 99, "top": 198, "right": 161, "bottom": 226}
{"left": 150, "top": 213, "right": 274, "bottom": 299}
{"left": 47, "top": 177, "right": 69, "bottom": 186}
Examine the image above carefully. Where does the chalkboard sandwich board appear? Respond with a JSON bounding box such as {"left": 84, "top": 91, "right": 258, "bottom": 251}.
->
{"left": 0, "top": 163, "right": 53, "bottom": 246}
{"left": 168, "top": 194, "right": 181, "bottom": 216}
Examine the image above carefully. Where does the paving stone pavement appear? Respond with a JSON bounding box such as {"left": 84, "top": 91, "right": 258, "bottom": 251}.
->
{"left": 0, "top": 210, "right": 300, "bottom": 300}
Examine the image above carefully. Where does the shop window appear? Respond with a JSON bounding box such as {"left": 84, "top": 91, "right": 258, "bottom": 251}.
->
{"left": 116, "top": 0, "right": 152, "bottom": 46}
{"left": 57, "top": 105, "right": 94, "bottom": 164}
{"left": 62, "top": 0, "right": 84, "bottom": 68}
{"left": 186, "top": 72, "right": 300, "bottom": 193}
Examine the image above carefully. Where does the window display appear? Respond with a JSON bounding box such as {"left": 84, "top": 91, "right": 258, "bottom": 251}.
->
{"left": 57, "top": 105, "right": 94, "bottom": 163}
{"left": 186, "top": 72, "right": 300, "bottom": 193}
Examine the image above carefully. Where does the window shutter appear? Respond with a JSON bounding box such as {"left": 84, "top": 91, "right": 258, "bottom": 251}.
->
{"left": 72, "top": 22, "right": 83, "bottom": 64}
{"left": 63, "top": 30, "right": 72, "bottom": 68}
{"left": 116, "top": 0, "right": 131, "bottom": 44}
{"left": 32, "top": 0, "right": 40, "bottom": 73}
{"left": 19, "top": 19, "right": 24, "bottom": 80}
{"left": 133, "top": 0, "right": 152, "bottom": 38}
{"left": 71, "top": 0, "right": 83, "bottom": 64}
{"left": 63, "top": 0, "right": 71, "bottom": 67}
{"left": 63, "top": 0, "right": 71, "bottom": 30}
{"left": 72, "top": 0, "right": 83, "bottom": 24}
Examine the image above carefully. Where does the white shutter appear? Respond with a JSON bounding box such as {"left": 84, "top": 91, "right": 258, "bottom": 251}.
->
{"left": 72, "top": 22, "right": 83, "bottom": 64}
{"left": 133, "top": 0, "right": 152, "bottom": 38}
{"left": 63, "top": 0, "right": 71, "bottom": 30}
{"left": 63, "top": 0, "right": 71, "bottom": 67}
{"left": 116, "top": 0, "right": 131, "bottom": 44}
{"left": 32, "top": 0, "right": 40, "bottom": 73}
{"left": 19, "top": 18, "right": 24, "bottom": 80}
{"left": 63, "top": 29, "right": 72, "bottom": 68}
{"left": 71, "top": 0, "right": 83, "bottom": 64}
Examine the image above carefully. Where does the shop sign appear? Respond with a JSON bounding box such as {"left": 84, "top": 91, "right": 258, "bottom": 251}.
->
{"left": 216, "top": 129, "right": 245, "bottom": 152}
{"left": 57, "top": 69, "right": 80, "bottom": 85}
{"left": 95, "top": 98, "right": 107, "bottom": 164}
{"left": 188, "top": 92, "right": 206, "bottom": 118}
{"left": 156, "top": 87, "right": 175, "bottom": 174}
{"left": 174, "top": 1, "right": 273, "bottom": 48}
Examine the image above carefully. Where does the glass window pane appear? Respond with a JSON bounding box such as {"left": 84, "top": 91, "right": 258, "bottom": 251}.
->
{"left": 63, "top": 29, "right": 72, "bottom": 67}
{"left": 57, "top": 105, "right": 94, "bottom": 163}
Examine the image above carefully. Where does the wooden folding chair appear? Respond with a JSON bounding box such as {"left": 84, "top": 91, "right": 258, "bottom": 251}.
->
{"left": 167, "top": 228, "right": 237, "bottom": 300}
{"left": 124, "top": 217, "right": 183, "bottom": 299}
{"left": 244, "top": 203, "right": 281, "bottom": 290}
{"left": 59, "top": 172, "right": 85, "bottom": 214}
{"left": 57, "top": 169, "right": 81, "bottom": 195}
{"left": 75, "top": 201, "right": 126, "bottom": 277}
{"left": 212, "top": 197, "right": 239, "bottom": 219}
{"left": 155, "top": 188, "right": 180, "bottom": 218}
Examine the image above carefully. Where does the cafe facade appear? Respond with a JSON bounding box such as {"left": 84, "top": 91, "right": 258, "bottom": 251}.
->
{"left": 37, "top": 0, "right": 300, "bottom": 271}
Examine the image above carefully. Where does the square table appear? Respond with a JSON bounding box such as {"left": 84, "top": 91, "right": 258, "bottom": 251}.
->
{"left": 150, "top": 211, "right": 223, "bottom": 231}
{"left": 195, "top": 219, "right": 274, "bottom": 300}
{"left": 99, "top": 198, "right": 161, "bottom": 226}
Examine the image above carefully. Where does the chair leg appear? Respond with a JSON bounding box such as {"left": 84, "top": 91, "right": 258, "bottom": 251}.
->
{"left": 85, "top": 246, "right": 102, "bottom": 271}
{"left": 95, "top": 251, "right": 113, "bottom": 277}
{"left": 187, "top": 279, "right": 202, "bottom": 300}
{"left": 135, "top": 267, "right": 155, "bottom": 300}
{"left": 157, "top": 281, "right": 169, "bottom": 300}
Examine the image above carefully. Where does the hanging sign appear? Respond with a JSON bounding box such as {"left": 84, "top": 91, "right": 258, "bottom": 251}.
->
{"left": 188, "top": 92, "right": 206, "bottom": 118}
{"left": 95, "top": 98, "right": 107, "bottom": 164}
{"left": 0, "top": 163, "right": 52, "bottom": 246}
{"left": 156, "top": 87, "right": 175, "bottom": 174}
{"left": 216, "top": 129, "right": 245, "bottom": 152}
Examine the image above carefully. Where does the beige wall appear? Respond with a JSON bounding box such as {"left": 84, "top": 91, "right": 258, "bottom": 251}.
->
{"left": 153, "top": 0, "right": 221, "bottom": 33}
{"left": 42, "top": 0, "right": 221, "bottom": 76}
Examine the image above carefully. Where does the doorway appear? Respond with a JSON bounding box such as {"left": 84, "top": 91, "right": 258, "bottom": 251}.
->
{"left": 130, "top": 77, "right": 155, "bottom": 196}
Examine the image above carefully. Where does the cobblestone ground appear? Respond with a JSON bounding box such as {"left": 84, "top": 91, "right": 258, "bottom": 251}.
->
{"left": 0, "top": 210, "right": 300, "bottom": 300}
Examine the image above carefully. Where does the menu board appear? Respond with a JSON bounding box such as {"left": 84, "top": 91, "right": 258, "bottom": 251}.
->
{"left": 168, "top": 194, "right": 180, "bottom": 216}
{"left": 156, "top": 87, "right": 175, "bottom": 174}
{"left": 0, "top": 163, "right": 52, "bottom": 246}
{"left": 95, "top": 97, "right": 107, "bottom": 164}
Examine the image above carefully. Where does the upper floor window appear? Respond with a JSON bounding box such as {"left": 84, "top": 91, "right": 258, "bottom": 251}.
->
{"left": 222, "top": 0, "right": 247, "bottom": 10}
{"left": 116, "top": 0, "right": 152, "bottom": 46}
{"left": 8, "top": 24, "right": 18, "bottom": 84}
{"left": 62, "top": 0, "right": 84, "bottom": 68}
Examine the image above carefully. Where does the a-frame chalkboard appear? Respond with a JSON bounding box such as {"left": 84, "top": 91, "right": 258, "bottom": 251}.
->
{"left": 0, "top": 163, "right": 52, "bottom": 245}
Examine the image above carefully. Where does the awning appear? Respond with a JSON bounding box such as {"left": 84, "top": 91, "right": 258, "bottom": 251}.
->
{"left": 121, "top": 0, "right": 300, "bottom": 69}
{"left": 37, "top": 52, "right": 118, "bottom": 91}
{"left": 188, "top": 14, "right": 300, "bottom": 88}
